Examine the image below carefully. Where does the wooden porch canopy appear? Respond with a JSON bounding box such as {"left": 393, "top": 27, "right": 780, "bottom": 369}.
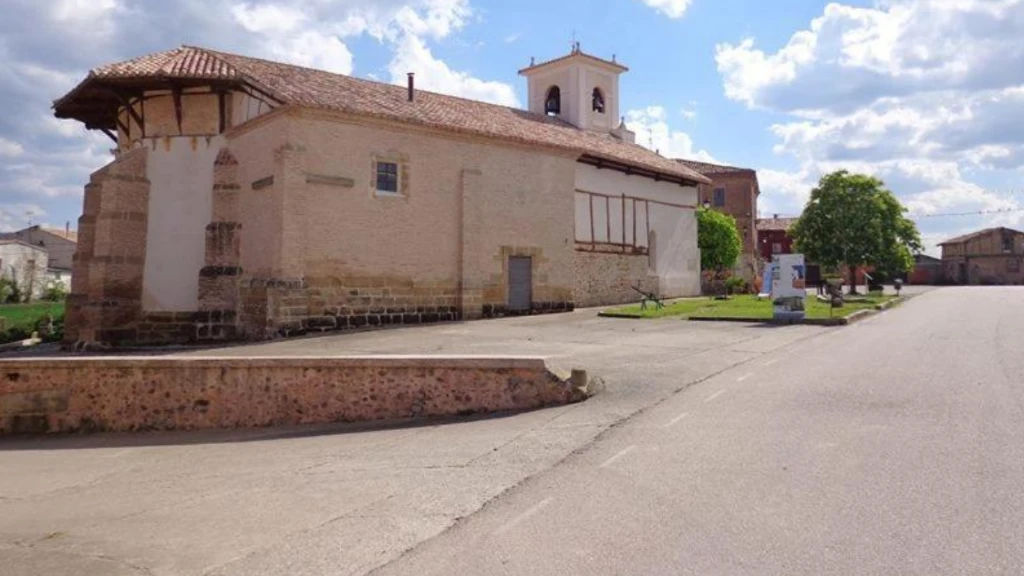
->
{"left": 51, "top": 46, "right": 280, "bottom": 139}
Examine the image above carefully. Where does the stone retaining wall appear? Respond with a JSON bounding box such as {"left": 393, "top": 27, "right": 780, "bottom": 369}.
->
{"left": 0, "top": 357, "right": 588, "bottom": 436}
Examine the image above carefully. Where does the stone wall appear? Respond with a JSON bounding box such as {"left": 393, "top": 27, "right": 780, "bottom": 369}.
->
{"left": 0, "top": 356, "right": 589, "bottom": 436}
{"left": 573, "top": 248, "right": 652, "bottom": 308}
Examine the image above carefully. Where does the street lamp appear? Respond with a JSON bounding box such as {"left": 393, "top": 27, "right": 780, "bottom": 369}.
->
{"left": 702, "top": 199, "right": 711, "bottom": 210}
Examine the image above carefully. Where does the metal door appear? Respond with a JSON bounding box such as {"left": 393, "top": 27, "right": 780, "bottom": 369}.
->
{"left": 508, "top": 256, "right": 533, "bottom": 312}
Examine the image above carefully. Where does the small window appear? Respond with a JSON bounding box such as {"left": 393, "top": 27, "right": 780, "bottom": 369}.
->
{"left": 1002, "top": 233, "right": 1013, "bottom": 253}
{"left": 713, "top": 188, "right": 726, "bottom": 207}
{"left": 375, "top": 161, "right": 399, "bottom": 195}
{"left": 1009, "top": 258, "right": 1021, "bottom": 273}
{"left": 772, "top": 242, "right": 782, "bottom": 254}
{"left": 592, "top": 88, "right": 605, "bottom": 113}
{"left": 545, "top": 86, "right": 561, "bottom": 116}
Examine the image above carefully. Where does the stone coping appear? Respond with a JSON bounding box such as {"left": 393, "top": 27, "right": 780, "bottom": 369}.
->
{"left": 0, "top": 355, "right": 549, "bottom": 369}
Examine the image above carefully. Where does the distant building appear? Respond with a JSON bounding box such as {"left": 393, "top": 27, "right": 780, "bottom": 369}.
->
{"left": 939, "top": 227, "right": 1024, "bottom": 285}
{"left": 908, "top": 254, "right": 942, "bottom": 285}
{"left": 0, "top": 240, "right": 49, "bottom": 300}
{"left": 0, "top": 225, "right": 77, "bottom": 285}
{"left": 677, "top": 160, "right": 760, "bottom": 281}
{"left": 756, "top": 215, "right": 797, "bottom": 261}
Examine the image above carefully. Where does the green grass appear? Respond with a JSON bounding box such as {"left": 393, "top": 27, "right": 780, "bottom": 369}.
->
{"left": 602, "top": 293, "right": 896, "bottom": 321}
{"left": 0, "top": 301, "right": 65, "bottom": 333}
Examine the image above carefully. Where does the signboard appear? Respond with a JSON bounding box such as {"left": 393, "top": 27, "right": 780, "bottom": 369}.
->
{"left": 771, "top": 254, "right": 806, "bottom": 322}
{"left": 759, "top": 262, "right": 774, "bottom": 299}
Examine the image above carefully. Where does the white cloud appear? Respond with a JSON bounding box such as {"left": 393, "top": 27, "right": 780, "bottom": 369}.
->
{"left": 503, "top": 33, "right": 521, "bottom": 44}
{"left": 717, "top": 0, "right": 1024, "bottom": 251}
{"left": 231, "top": 3, "right": 307, "bottom": 33}
{"left": 0, "top": 203, "right": 48, "bottom": 232}
{"left": 0, "top": 138, "right": 24, "bottom": 158}
{"left": 51, "top": 0, "right": 118, "bottom": 23}
{"left": 388, "top": 33, "right": 518, "bottom": 106}
{"left": 715, "top": 0, "right": 1024, "bottom": 114}
{"left": 637, "top": 0, "right": 693, "bottom": 19}
{"left": 626, "top": 106, "right": 716, "bottom": 162}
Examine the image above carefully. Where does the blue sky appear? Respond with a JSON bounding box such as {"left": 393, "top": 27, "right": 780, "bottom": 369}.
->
{"left": 2, "top": 0, "right": 1023, "bottom": 254}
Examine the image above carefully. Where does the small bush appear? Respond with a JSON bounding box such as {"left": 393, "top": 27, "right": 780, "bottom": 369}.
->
{"left": 40, "top": 279, "right": 68, "bottom": 302}
{"left": 725, "top": 276, "right": 748, "bottom": 295}
{"left": 0, "top": 278, "right": 23, "bottom": 304}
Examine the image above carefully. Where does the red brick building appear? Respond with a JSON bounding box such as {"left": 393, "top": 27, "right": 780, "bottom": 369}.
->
{"left": 676, "top": 160, "right": 760, "bottom": 280}
{"left": 755, "top": 216, "right": 796, "bottom": 261}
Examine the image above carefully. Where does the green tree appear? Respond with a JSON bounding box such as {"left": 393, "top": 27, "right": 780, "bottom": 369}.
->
{"left": 697, "top": 207, "right": 743, "bottom": 290}
{"left": 790, "top": 171, "right": 922, "bottom": 294}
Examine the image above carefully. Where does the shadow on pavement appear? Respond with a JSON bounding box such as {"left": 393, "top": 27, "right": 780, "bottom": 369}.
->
{"left": 0, "top": 408, "right": 541, "bottom": 452}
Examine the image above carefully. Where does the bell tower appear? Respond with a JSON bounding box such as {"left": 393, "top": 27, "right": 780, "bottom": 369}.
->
{"left": 519, "top": 43, "right": 628, "bottom": 134}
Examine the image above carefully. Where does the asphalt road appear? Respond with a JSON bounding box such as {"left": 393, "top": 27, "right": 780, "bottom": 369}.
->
{"left": 374, "top": 287, "right": 1024, "bottom": 576}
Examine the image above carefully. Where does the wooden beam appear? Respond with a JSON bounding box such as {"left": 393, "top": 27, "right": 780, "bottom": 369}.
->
{"left": 218, "top": 91, "right": 227, "bottom": 133}
{"left": 172, "top": 87, "right": 183, "bottom": 135}
{"left": 100, "top": 128, "right": 117, "bottom": 143}
{"left": 115, "top": 92, "right": 145, "bottom": 137}
{"left": 115, "top": 116, "right": 130, "bottom": 140}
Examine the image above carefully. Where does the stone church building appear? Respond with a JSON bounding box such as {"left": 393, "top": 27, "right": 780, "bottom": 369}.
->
{"left": 54, "top": 45, "right": 707, "bottom": 347}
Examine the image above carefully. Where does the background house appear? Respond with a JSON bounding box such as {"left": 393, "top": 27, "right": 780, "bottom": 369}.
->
{"left": 907, "top": 254, "right": 942, "bottom": 285}
{"left": 0, "top": 224, "right": 76, "bottom": 287}
{"left": 677, "top": 160, "right": 760, "bottom": 282}
{"left": 940, "top": 227, "right": 1024, "bottom": 285}
{"left": 0, "top": 240, "right": 49, "bottom": 300}
{"left": 756, "top": 215, "right": 796, "bottom": 262}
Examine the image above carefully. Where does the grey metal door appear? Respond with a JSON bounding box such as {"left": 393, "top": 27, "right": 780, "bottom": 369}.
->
{"left": 508, "top": 256, "right": 532, "bottom": 312}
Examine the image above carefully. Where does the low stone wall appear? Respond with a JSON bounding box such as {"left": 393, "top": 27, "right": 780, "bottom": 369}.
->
{"left": 573, "top": 249, "right": 652, "bottom": 308}
{"left": 0, "top": 356, "right": 589, "bottom": 436}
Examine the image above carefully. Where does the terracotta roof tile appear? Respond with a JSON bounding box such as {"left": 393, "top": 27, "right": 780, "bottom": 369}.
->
{"left": 939, "top": 226, "right": 1024, "bottom": 246}
{"left": 40, "top": 228, "right": 78, "bottom": 242}
{"left": 675, "top": 159, "right": 754, "bottom": 176}
{"left": 91, "top": 46, "right": 240, "bottom": 80}
{"left": 57, "top": 46, "right": 709, "bottom": 185}
{"left": 756, "top": 217, "right": 798, "bottom": 232}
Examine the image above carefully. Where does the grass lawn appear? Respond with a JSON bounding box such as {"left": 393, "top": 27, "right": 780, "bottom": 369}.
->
{"left": 0, "top": 301, "right": 66, "bottom": 333}
{"left": 602, "top": 293, "right": 897, "bottom": 321}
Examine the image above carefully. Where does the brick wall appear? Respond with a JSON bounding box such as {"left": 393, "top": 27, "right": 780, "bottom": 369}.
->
{"left": 64, "top": 148, "right": 150, "bottom": 348}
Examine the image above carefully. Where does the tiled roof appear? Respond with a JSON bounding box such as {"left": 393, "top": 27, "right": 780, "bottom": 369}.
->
{"left": 756, "top": 217, "right": 798, "bottom": 232}
{"left": 40, "top": 228, "right": 78, "bottom": 242}
{"left": 90, "top": 46, "right": 241, "bottom": 81}
{"left": 939, "top": 227, "right": 1024, "bottom": 245}
{"left": 56, "top": 46, "right": 708, "bottom": 186}
{"left": 675, "top": 159, "right": 754, "bottom": 176}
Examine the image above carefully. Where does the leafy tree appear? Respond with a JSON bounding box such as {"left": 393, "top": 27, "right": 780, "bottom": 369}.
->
{"left": 697, "top": 207, "right": 743, "bottom": 285}
{"left": 790, "top": 171, "right": 922, "bottom": 294}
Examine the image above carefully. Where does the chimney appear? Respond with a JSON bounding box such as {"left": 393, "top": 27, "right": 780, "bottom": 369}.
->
{"left": 65, "top": 221, "right": 70, "bottom": 236}
{"left": 773, "top": 214, "right": 779, "bottom": 219}
{"left": 407, "top": 72, "right": 415, "bottom": 102}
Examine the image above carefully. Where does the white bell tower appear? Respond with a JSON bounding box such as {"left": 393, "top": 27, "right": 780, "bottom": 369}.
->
{"left": 519, "top": 43, "right": 629, "bottom": 134}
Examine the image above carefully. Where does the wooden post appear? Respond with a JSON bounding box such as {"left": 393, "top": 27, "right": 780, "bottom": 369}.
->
{"left": 606, "top": 196, "right": 611, "bottom": 245}
{"left": 589, "top": 193, "right": 595, "bottom": 248}
{"left": 621, "top": 194, "right": 626, "bottom": 246}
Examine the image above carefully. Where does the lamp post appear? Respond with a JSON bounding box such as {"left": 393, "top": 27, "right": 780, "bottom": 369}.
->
{"left": 702, "top": 199, "right": 711, "bottom": 210}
